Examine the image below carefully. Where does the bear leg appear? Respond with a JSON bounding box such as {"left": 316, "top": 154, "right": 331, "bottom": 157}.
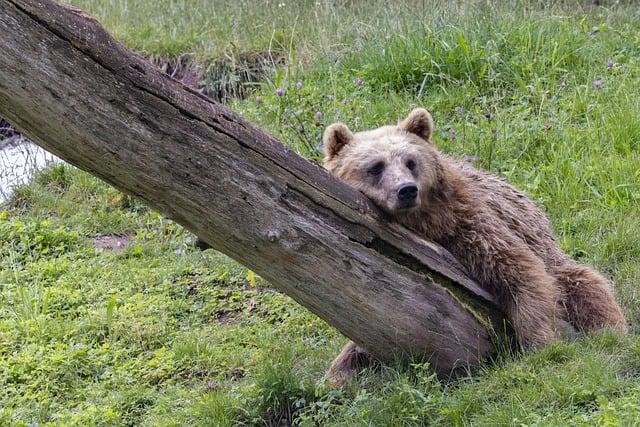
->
{"left": 454, "top": 227, "right": 562, "bottom": 348}
{"left": 325, "top": 341, "right": 375, "bottom": 387}
{"left": 552, "top": 261, "right": 627, "bottom": 333}
{"left": 502, "top": 274, "right": 561, "bottom": 349}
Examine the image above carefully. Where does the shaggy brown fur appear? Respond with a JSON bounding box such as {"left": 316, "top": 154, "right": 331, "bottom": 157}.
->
{"left": 323, "top": 108, "right": 627, "bottom": 386}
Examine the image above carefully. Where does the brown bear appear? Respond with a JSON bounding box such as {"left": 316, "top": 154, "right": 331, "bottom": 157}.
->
{"left": 323, "top": 108, "right": 627, "bottom": 385}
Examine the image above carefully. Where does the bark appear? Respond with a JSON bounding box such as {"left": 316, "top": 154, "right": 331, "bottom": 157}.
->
{"left": 0, "top": 0, "right": 509, "bottom": 377}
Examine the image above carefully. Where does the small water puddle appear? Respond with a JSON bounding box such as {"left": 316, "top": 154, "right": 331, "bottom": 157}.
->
{"left": 0, "top": 136, "right": 62, "bottom": 203}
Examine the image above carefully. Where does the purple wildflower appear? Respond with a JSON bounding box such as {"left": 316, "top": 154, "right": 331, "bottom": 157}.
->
{"left": 354, "top": 77, "right": 364, "bottom": 87}
{"left": 314, "top": 111, "right": 323, "bottom": 121}
{"left": 606, "top": 60, "right": 615, "bottom": 69}
{"left": 593, "top": 79, "right": 603, "bottom": 90}
{"left": 255, "top": 96, "right": 263, "bottom": 105}
{"left": 275, "top": 88, "right": 284, "bottom": 97}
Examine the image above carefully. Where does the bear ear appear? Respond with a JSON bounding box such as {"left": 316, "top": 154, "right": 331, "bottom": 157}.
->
{"left": 323, "top": 123, "right": 354, "bottom": 160}
{"left": 399, "top": 108, "right": 433, "bottom": 142}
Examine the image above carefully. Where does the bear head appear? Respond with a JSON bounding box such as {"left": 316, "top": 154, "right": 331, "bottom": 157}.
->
{"left": 323, "top": 108, "right": 449, "bottom": 215}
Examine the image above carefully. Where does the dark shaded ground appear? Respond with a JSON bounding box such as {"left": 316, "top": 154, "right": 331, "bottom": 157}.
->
{"left": 91, "top": 234, "right": 133, "bottom": 253}
{"left": 149, "top": 51, "right": 285, "bottom": 103}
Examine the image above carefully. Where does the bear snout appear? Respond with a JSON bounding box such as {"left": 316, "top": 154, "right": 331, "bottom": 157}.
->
{"left": 397, "top": 183, "right": 418, "bottom": 207}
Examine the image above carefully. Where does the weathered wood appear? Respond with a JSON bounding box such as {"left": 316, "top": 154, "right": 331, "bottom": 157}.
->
{"left": 0, "top": 0, "right": 508, "bottom": 377}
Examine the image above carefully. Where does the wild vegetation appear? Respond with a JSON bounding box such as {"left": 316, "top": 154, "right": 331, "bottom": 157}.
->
{"left": 1, "top": 0, "right": 639, "bottom": 425}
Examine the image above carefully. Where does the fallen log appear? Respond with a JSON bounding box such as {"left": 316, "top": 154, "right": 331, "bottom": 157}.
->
{"left": 0, "top": 0, "right": 509, "bottom": 379}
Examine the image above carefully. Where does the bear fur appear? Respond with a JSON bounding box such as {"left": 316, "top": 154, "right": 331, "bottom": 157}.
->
{"left": 323, "top": 108, "right": 627, "bottom": 385}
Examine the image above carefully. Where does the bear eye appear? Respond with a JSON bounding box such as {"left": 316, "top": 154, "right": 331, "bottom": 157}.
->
{"left": 406, "top": 159, "right": 416, "bottom": 171}
{"left": 367, "top": 161, "right": 385, "bottom": 176}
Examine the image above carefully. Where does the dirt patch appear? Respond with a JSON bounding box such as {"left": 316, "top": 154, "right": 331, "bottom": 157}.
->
{"left": 215, "top": 311, "right": 239, "bottom": 325}
{"left": 149, "top": 50, "right": 285, "bottom": 103}
{"left": 91, "top": 234, "right": 133, "bottom": 253}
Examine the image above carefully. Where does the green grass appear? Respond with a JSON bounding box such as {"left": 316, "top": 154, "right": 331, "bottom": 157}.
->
{"left": 2, "top": 0, "right": 640, "bottom": 425}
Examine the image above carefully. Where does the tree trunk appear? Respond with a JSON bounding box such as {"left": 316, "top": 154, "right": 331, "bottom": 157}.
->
{"left": 0, "top": 0, "right": 508, "bottom": 378}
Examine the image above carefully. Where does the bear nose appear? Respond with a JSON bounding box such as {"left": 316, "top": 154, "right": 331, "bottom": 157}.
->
{"left": 397, "top": 183, "right": 418, "bottom": 201}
